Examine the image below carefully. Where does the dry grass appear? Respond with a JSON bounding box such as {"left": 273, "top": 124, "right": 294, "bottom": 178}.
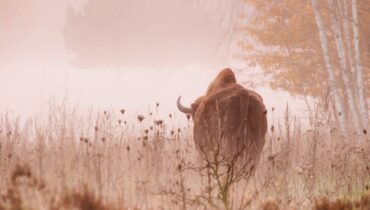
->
{"left": 0, "top": 102, "right": 369, "bottom": 210}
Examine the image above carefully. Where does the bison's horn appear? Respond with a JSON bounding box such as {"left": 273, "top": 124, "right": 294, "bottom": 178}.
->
{"left": 177, "top": 96, "right": 192, "bottom": 114}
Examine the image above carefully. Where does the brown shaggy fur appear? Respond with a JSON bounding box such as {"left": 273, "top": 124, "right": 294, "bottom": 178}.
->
{"left": 186, "top": 68, "right": 267, "bottom": 161}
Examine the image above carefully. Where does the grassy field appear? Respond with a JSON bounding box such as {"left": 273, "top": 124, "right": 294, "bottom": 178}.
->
{"left": 0, "top": 103, "right": 369, "bottom": 210}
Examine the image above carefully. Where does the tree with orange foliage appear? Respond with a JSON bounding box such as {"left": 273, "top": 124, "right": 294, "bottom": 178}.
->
{"left": 240, "top": 0, "right": 369, "bottom": 133}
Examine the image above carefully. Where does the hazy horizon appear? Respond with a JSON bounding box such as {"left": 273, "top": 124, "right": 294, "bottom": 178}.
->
{"left": 0, "top": 0, "right": 307, "bottom": 123}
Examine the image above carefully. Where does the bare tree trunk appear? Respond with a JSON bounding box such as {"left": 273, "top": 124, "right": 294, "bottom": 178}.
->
{"left": 352, "top": 0, "right": 369, "bottom": 131}
{"left": 341, "top": 0, "right": 365, "bottom": 132}
{"left": 341, "top": 3, "right": 359, "bottom": 100}
{"left": 310, "top": 0, "right": 347, "bottom": 133}
{"left": 327, "top": 0, "right": 360, "bottom": 132}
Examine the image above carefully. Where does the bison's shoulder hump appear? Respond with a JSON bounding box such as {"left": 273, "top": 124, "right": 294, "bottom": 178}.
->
{"left": 207, "top": 84, "right": 246, "bottom": 100}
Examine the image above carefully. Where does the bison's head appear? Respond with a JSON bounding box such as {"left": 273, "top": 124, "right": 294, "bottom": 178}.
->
{"left": 177, "top": 68, "right": 237, "bottom": 118}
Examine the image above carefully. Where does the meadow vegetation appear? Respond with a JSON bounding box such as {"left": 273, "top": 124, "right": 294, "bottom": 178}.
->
{"left": 0, "top": 102, "right": 369, "bottom": 210}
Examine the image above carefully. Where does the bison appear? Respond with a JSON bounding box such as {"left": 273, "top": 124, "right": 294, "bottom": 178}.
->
{"left": 177, "top": 68, "right": 267, "bottom": 163}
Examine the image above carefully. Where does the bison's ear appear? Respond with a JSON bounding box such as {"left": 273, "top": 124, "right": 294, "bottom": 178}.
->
{"left": 191, "top": 96, "right": 205, "bottom": 113}
{"left": 191, "top": 102, "right": 200, "bottom": 115}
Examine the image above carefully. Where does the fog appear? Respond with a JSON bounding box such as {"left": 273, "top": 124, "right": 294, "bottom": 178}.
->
{"left": 0, "top": 0, "right": 307, "bottom": 122}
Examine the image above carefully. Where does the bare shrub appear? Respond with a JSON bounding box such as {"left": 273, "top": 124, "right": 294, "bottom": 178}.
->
{"left": 52, "top": 186, "right": 123, "bottom": 210}
{"left": 0, "top": 164, "right": 127, "bottom": 210}
{"left": 313, "top": 193, "right": 370, "bottom": 210}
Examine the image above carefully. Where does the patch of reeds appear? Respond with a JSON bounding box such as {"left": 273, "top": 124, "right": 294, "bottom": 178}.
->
{"left": 0, "top": 102, "right": 368, "bottom": 209}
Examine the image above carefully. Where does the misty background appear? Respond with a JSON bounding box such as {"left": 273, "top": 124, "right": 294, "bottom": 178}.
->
{"left": 0, "top": 0, "right": 305, "bottom": 122}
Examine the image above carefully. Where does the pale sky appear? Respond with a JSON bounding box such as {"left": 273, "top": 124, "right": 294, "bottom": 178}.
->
{"left": 0, "top": 0, "right": 308, "bottom": 125}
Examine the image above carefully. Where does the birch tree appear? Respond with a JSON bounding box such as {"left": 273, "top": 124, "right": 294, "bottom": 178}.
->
{"left": 352, "top": 0, "right": 369, "bottom": 130}
{"left": 327, "top": 0, "right": 360, "bottom": 131}
{"left": 310, "top": 0, "right": 347, "bottom": 133}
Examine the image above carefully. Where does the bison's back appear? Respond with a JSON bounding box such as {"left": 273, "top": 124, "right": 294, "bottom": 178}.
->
{"left": 193, "top": 84, "right": 267, "bottom": 162}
